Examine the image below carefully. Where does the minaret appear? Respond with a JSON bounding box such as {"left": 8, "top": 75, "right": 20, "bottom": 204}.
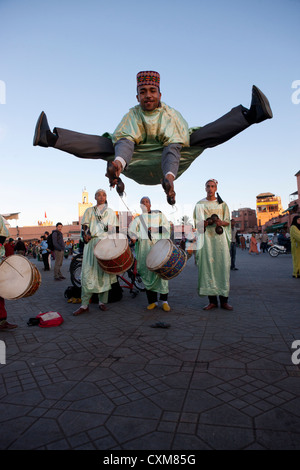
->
{"left": 78, "top": 188, "right": 93, "bottom": 222}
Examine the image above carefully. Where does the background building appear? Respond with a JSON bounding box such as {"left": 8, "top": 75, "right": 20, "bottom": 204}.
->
{"left": 231, "top": 208, "right": 257, "bottom": 233}
{"left": 256, "top": 192, "right": 283, "bottom": 228}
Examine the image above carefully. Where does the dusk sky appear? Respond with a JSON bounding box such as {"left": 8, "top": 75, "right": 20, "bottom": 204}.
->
{"left": 1, "top": 0, "right": 299, "bottom": 227}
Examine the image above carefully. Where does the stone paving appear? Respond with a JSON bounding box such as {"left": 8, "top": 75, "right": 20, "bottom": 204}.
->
{"left": 0, "top": 247, "right": 300, "bottom": 450}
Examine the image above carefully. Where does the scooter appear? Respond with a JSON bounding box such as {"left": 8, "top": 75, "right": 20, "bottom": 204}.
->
{"left": 268, "top": 244, "right": 290, "bottom": 257}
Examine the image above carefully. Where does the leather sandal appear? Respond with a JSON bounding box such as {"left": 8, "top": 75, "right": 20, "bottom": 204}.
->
{"left": 73, "top": 306, "right": 89, "bottom": 316}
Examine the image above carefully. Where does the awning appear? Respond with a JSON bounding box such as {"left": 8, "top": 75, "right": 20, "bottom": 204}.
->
{"left": 1, "top": 212, "right": 20, "bottom": 220}
{"left": 268, "top": 222, "right": 288, "bottom": 230}
{"left": 282, "top": 204, "right": 298, "bottom": 214}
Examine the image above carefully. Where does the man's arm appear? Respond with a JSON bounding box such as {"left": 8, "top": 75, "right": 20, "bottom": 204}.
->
{"left": 114, "top": 138, "right": 135, "bottom": 170}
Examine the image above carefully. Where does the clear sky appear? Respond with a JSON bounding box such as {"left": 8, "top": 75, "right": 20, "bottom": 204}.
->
{"left": 1, "top": 0, "right": 299, "bottom": 228}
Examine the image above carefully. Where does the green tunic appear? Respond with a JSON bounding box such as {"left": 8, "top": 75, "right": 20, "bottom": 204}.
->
{"left": 290, "top": 225, "right": 300, "bottom": 277}
{"left": 0, "top": 215, "right": 9, "bottom": 260}
{"left": 193, "top": 199, "right": 231, "bottom": 297}
{"left": 102, "top": 103, "right": 204, "bottom": 185}
{"left": 81, "top": 205, "right": 117, "bottom": 303}
{"left": 128, "top": 211, "right": 170, "bottom": 294}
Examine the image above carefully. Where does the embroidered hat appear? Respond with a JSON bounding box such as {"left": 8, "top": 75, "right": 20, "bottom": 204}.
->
{"left": 137, "top": 71, "right": 160, "bottom": 88}
{"left": 205, "top": 179, "right": 218, "bottom": 186}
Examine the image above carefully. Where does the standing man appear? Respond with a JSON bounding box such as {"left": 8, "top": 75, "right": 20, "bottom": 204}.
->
{"left": 33, "top": 71, "right": 272, "bottom": 205}
{"left": 73, "top": 189, "right": 117, "bottom": 315}
{"left": 52, "top": 222, "right": 66, "bottom": 281}
{"left": 128, "top": 197, "right": 171, "bottom": 311}
{"left": 0, "top": 214, "right": 18, "bottom": 330}
{"left": 230, "top": 219, "right": 239, "bottom": 270}
{"left": 193, "top": 179, "right": 233, "bottom": 311}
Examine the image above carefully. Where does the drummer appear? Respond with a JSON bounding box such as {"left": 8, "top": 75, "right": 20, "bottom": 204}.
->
{"left": 0, "top": 214, "right": 18, "bottom": 330}
{"left": 73, "top": 189, "right": 117, "bottom": 316}
{"left": 128, "top": 197, "right": 171, "bottom": 311}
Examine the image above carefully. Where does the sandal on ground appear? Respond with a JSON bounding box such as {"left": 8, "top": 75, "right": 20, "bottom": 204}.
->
{"left": 73, "top": 306, "right": 89, "bottom": 316}
{"left": 99, "top": 304, "right": 108, "bottom": 311}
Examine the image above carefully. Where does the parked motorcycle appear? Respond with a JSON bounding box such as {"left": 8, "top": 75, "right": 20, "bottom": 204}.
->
{"left": 268, "top": 244, "right": 290, "bottom": 257}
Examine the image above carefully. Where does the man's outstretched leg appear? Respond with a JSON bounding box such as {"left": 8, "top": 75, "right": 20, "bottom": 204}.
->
{"left": 33, "top": 111, "right": 128, "bottom": 194}
{"left": 33, "top": 111, "right": 114, "bottom": 158}
{"left": 190, "top": 85, "right": 273, "bottom": 148}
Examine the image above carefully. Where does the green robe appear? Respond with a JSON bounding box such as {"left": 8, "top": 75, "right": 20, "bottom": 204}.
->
{"left": 193, "top": 199, "right": 231, "bottom": 297}
{"left": 128, "top": 211, "right": 170, "bottom": 294}
{"left": 81, "top": 205, "right": 117, "bottom": 303}
{"left": 290, "top": 225, "right": 300, "bottom": 277}
{"left": 0, "top": 215, "right": 9, "bottom": 260}
{"left": 103, "top": 102, "right": 204, "bottom": 185}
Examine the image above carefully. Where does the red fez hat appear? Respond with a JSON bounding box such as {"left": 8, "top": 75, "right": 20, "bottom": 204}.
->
{"left": 137, "top": 71, "right": 160, "bottom": 88}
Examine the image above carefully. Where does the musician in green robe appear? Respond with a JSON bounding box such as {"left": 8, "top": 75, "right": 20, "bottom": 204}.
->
{"left": 73, "top": 189, "right": 117, "bottom": 316}
{"left": 128, "top": 196, "right": 171, "bottom": 311}
{"left": 33, "top": 71, "right": 273, "bottom": 205}
{"left": 193, "top": 179, "right": 233, "bottom": 311}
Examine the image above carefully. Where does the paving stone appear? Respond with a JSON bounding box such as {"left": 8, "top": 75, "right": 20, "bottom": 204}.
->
{"left": 1, "top": 251, "right": 300, "bottom": 450}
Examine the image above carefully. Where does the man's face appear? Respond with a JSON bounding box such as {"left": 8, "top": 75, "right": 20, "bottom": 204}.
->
{"left": 140, "top": 198, "right": 151, "bottom": 213}
{"left": 95, "top": 191, "right": 106, "bottom": 205}
{"left": 57, "top": 224, "right": 62, "bottom": 231}
{"left": 205, "top": 182, "right": 217, "bottom": 198}
{"left": 136, "top": 85, "right": 161, "bottom": 111}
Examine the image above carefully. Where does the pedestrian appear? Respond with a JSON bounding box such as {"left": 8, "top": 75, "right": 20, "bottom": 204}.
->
{"left": 249, "top": 233, "right": 259, "bottom": 254}
{"left": 40, "top": 235, "right": 50, "bottom": 271}
{"left": 239, "top": 234, "right": 246, "bottom": 251}
{"left": 193, "top": 179, "right": 233, "bottom": 311}
{"left": 52, "top": 222, "right": 66, "bottom": 280}
{"left": 73, "top": 189, "right": 118, "bottom": 315}
{"left": 290, "top": 215, "right": 300, "bottom": 278}
{"left": 255, "top": 232, "right": 261, "bottom": 253}
{"left": 128, "top": 196, "right": 171, "bottom": 311}
{"left": 260, "top": 230, "right": 269, "bottom": 253}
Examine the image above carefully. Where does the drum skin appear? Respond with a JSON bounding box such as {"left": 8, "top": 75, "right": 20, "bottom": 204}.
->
{"left": 94, "top": 235, "right": 134, "bottom": 275}
{"left": 0, "top": 255, "right": 41, "bottom": 300}
{"left": 146, "top": 239, "right": 187, "bottom": 280}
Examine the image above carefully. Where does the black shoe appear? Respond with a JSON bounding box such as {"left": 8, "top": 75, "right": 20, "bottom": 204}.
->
{"left": 33, "top": 111, "right": 57, "bottom": 147}
{"left": 245, "top": 85, "right": 273, "bottom": 124}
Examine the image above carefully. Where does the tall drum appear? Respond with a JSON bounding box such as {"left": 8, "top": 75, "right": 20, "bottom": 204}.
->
{"left": 146, "top": 239, "right": 187, "bottom": 280}
{"left": 94, "top": 234, "right": 134, "bottom": 275}
{"left": 0, "top": 255, "right": 41, "bottom": 300}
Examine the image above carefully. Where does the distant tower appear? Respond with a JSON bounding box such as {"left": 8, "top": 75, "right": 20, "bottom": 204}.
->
{"left": 78, "top": 188, "right": 93, "bottom": 220}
